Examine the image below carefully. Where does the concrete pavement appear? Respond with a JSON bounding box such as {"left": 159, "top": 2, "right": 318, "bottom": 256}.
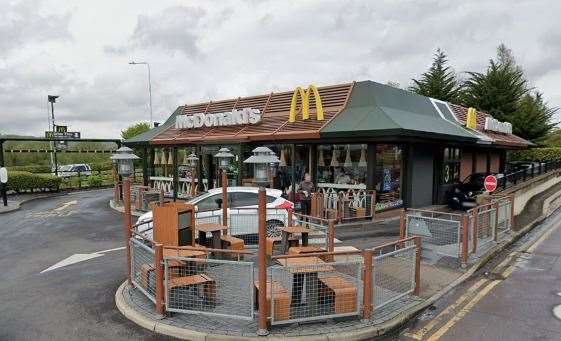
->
{"left": 0, "top": 189, "right": 176, "bottom": 340}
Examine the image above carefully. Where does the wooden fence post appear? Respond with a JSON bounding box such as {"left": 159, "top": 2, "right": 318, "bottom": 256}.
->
{"left": 472, "top": 208, "right": 478, "bottom": 254}
{"left": 414, "top": 237, "right": 421, "bottom": 296}
{"left": 159, "top": 189, "right": 164, "bottom": 206}
{"left": 287, "top": 207, "right": 293, "bottom": 226}
{"left": 362, "top": 250, "right": 373, "bottom": 320}
{"left": 461, "top": 214, "right": 469, "bottom": 267}
{"left": 123, "top": 178, "right": 132, "bottom": 284}
{"left": 154, "top": 243, "right": 165, "bottom": 316}
{"left": 310, "top": 192, "right": 317, "bottom": 217}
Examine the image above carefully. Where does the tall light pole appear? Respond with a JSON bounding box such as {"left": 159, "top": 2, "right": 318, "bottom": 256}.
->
{"left": 129, "top": 61, "right": 153, "bottom": 127}
{"left": 48, "top": 95, "right": 59, "bottom": 176}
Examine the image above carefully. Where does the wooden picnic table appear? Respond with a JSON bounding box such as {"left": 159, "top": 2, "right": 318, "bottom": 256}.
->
{"left": 196, "top": 223, "right": 228, "bottom": 250}
{"left": 280, "top": 226, "right": 312, "bottom": 254}
{"left": 275, "top": 256, "right": 334, "bottom": 316}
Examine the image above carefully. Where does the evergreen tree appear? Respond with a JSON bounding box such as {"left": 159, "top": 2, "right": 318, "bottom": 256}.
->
{"left": 410, "top": 48, "right": 461, "bottom": 102}
{"left": 461, "top": 44, "right": 528, "bottom": 122}
{"left": 510, "top": 92, "right": 557, "bottom": 143}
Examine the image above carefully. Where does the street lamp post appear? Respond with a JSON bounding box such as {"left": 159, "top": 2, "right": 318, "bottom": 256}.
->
{"left": 215, "top": 147, "right": 235, "bottom": 227}
{"left": 111, "top": 146, "right": 140, "bottom": 284}
{"left": 129, "top": 61, "right": 153, "bottom": 127}
{"left": 48, "top": 95, "right": 59, "bottom": 176}
{"left": 243, "top": 146, "right": 280, "bottom": 336}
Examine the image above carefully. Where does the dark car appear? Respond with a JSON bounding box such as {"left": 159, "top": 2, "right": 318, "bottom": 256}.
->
{"left": 446, "top": 173, "right": 498, "bottom": 210}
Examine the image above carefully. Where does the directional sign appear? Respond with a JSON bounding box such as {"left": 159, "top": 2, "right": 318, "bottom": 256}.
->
{"left": 55, "top": 125, "right": 67, "bottom": 133}
{"left": 484, "top": 175, "right": 498, "bottom": 192}
{"left": 0, "top": 167, "right": 7, "bottom": 183}
{"left": 45, "top": 131, "right": 81, "bottom": 139}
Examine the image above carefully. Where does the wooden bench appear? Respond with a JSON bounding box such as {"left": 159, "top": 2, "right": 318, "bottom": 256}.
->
{"left": 266, "top": 236, "right": 299, "bottom": 256}
{"left": 220, "top": 235, "right": 245, "bottom": 251}
{"left": 318, "top": 275, "right": 357, "bottom": 314}
{"left": 169, "top": 274, "right": 216, "bottom": 305}
{"left": 254, "top": 281, "right": 290, "bottom": 321}
{"left": 288, "top": 246, "right": 328, "bottom": 260}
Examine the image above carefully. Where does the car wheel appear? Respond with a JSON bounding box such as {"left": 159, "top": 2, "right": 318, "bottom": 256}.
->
{"left": 266, "top": 220, "right": 284, "bottom": 238}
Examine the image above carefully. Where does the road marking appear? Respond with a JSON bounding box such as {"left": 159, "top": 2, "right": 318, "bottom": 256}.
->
{"left": 40, "top": 246, "right": 125, "bottom": 274}
{"left": 403, "top": 279, "right": 489, "bottom": 340}
{"left": 554, "top": 305, "right": 561, "bottom": 320}
{"left": 526, "top": 219, "right": 561, "bottom": 253}
{"left": 54, "top": 200, "right": 77, "bottom": 211}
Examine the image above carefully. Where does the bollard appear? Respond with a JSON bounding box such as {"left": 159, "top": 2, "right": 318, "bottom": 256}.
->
{"left": 123, "top": 178, "right": 133, "bottom": 284}
{"left": 257, "top": 188, "right": 268, "bottom": 336}
{"left": 362, "top": 250, "right": 373, "bottom": 320}
{"left": 472, "top": 208, "right": 478, "bottom": 254}
{"left": 154, "top": 243, "right": 165, "bottom": 316}
{"left": 461, "top": 214, "right": 469, "bottom": 267}
{"left": 414, "top": 237, "right": 421, "bottom": 296}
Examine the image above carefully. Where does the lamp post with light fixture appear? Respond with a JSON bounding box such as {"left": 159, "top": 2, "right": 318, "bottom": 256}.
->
{"left": 243, "top": 146, "right": 280, "bottom": 335}
{"left": 215, "top": 147, "right": 235, "bottom": 227}
{"left": 129, "top": 61, "right": 153, "bottom": 127}
{"left": 111, "top": 146, "right": 139, "bottom": 284}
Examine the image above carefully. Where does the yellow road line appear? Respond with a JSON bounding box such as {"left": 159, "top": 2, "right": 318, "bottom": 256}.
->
{"left": 426, "top": 264, "right": 515, "bottom": 341}
{"left": 403, "top": 279, "right": 488, "bottom": 340}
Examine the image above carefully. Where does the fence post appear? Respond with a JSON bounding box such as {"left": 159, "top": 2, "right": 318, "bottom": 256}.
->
{"left": 154, "top": 243, "right": 165, "bottom": 316}
{"left": 471, "top": 208, "right": 478, "bottom": 254}
{"left": 257, "top": 188, "right": 268, "bottom": 336}
{"left": 328, "top": 219, "right": 335, "bottom": 253}
{"left": 123, "top": 178, "right": 132, "bottom": 284}
{"left": 371, "top": 191, "right": 377, "bottom": 222}
{"left": 114, "top": 182, "right": 120, "bottom": 205}
{"left": 159, "top": 189, "right": 164, "bottom": 206}
{"left": 310, "top": 192, "right": 317, "bottom": 217}
{"left": 414, "top": 236, "right": 421, "bottom": 296}
{"left": 399, "top": 208, "right": 406, "bottom": 240}
{"left": 493, "top": 202, "right": 500, "bottom": 241}
{"left": 461, "top": 214, "right": 469, "bottom": 267}
{"left": 510, "top": 195, "right": 515, "bottom": 229}
{"left": 78, "top": 171, "right": 81, "bottom": 189}
{"left": 362, "top": 250, "right": 373, "bottom": 320}
{"left": 287, "top": 207, "right": 293, "bottom": 226}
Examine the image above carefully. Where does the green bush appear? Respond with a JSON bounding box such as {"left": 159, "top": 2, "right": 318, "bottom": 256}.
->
{"left": 8, "top": 165, "right": 52, "bottom": 173}
{"left": 87, "top": 175, "right": 103, "bottom": 187}
{"left": 509, "top": 148, "right": 561, "bottom": 162}
{"left": 6, "top": 171, "right": 61, "bottom": 193}
{"left": 90, "top": 161, "right": 113, "bottom": 172}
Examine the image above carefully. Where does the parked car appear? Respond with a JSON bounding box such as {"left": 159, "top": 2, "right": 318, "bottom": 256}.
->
{"left": 446, "top": 173, "right": 503, "bottom": 210}
{"left": 135, "top": 187, "right": 294, "bottom": 241}
{"left": 57, "top": 164, "right": 92, "bottom": 177}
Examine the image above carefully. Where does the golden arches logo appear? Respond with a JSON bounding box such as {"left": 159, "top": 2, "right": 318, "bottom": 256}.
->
{"left": 289, "top": 85, "right": 324, "bottom": 122}
{"left": 466, "top": 107, "right": 477, "bottom": 129}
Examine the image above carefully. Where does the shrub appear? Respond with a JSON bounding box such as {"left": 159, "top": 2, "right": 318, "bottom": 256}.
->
{"left": 87, "top": 175, "right": 103, "bottom": 187}
{"left": 8, "top": 165, "right": 52, "bottom": 173}
{"left": 90, "top": 162, "right": 113, "bottom": 172}
{"left": 6, "top": 171, "right": 61, "bottom": 193}
{"left": 509, "top": 148, "right": 561, "bottom": 162}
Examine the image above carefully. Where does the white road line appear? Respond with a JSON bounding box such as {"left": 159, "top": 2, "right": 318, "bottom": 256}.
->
{"left": 40, "top": 246, "right": 125, "bottom": 274}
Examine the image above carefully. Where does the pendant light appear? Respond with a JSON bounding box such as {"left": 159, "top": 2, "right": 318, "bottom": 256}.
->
{"left": 167, "top": 149, "right": 173, "bottom": 165}
{"left": 344, "top": 145, "right": 352, "bottom": 168}
{"left": 358, "top": 144, "right": 367, "bottom": 167}
{"left": 279, "top": 148, "right": 287, "bottom": 167}
{"left": 153, "top": 149, "right": 160, "bottom": 165}
{"left": 318, "top": 147, "right": 325, "bottom": 167}
{"left": 330, "top": 147, "right": 339, "bottom": 167}
{"left": 160, "top": 149, "right": 167, "bottom": 165}
{"left": 182, "top": 150, "right": 188, "bottom": 165}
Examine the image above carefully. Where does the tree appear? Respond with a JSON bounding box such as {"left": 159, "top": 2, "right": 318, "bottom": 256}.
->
{"left": 461, "top": 44, "right": 528, "bottom": 122}
{"left": 510, "top": 92, "right": 557, "bottom": 143}
{"left": 410, "top": 48, "right": 462, "bottom": 102}
{"left": 121, "top": 122, "right": 150, "bottom": 140}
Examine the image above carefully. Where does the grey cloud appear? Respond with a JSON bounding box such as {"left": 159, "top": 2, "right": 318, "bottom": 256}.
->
{"left": 131, "top": 6, "right": 206, "bottom": 57}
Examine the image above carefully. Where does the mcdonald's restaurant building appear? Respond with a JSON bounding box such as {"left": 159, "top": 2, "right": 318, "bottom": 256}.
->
{"left": 126, "top": 80, "right": 530, "bottom": 211}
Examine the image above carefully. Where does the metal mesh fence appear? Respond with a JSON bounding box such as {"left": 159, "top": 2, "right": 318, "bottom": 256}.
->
{"left": 496, "top": 199, "right": 511, "bottom": 240}
{"left": 475, "top": 207, "right": 496, "bottom": 255}
{"left": 130, "top": 238, "right": 156, "bottom": 303}
{"left": 229, "top": 209, "right": 287, "bottom": 245}
{"left": 339, "top": 192, "right": 375, "bottom": 222}
{"left": 405, "top": 213, "right": 461, "bottom": 258}
{"left": 292, "top": 217, "right": 329, "bottom": 250}
{"left": 372, "top": 243, "right": 417, "bottom": 309}
{"left": 268, "top": 260, "right": 362, "bottom": 324}
{"left": 165, "top": 257, "right": 254, "bottom": 320}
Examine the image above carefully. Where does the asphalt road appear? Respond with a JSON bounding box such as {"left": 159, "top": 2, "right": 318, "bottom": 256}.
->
{"left": 399, "top": 208, "right": 561, "bottom": 341}
{"left": 0, "top": 189, "right": 175, "bottom": 341}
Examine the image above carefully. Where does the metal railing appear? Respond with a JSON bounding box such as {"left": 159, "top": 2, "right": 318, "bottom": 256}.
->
{"left": 405, "top": 209, "right": 463, "bottom": 259}
{"left": 164, "top": 256, "right": 255, "bottom": 320}
{"left": 130, "top": 237, "right": 157, "bottom": 303}
{"left": 501, "top": 160, "right": 561, "bottom": 190}
{"left": 292, "top": 213, "right": 333, "bottom": 252}
{"left": 311, "top": 190, "right": 377, "bottom": 223}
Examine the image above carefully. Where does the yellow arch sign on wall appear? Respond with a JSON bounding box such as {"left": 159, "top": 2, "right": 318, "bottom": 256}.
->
{"left": 466, "top": 107, "right": 477, "bottom": 129}
{"left": 289, "top": 85, "right": 324, "bottom": 122}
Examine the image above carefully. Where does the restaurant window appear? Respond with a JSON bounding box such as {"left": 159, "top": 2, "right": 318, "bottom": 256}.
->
{"left": 316, "top": 144, "right": 367, "bottom": 187}
{"left": 375, "top": 144, "right": 403, "bottom": 209}
{"left": 442, "top": 147, "right": 461, "bottom": 184}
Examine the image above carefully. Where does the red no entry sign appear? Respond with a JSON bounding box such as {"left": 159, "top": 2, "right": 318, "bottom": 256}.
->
{"left": 484, "top": 175, "right": 498, "bottom": 192}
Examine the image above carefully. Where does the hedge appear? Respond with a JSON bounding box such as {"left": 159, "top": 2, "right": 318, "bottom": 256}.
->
{"left": 87, "top": 175, "right": 103, "bottom": 187}
{"left": 6, "top": 171, "right": 62, "bottom": 193}
{"left": 8, "top": 165, "right": 52, "bottom": 173}
{"left": 509, "top": 148, "right": 561, "bottom": 162}
{"left": 90, "top": 162, "right": 113, "bottom": 172}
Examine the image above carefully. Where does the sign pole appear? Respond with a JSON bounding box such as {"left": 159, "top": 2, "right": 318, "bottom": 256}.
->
{"left": 0, "top": 167, "right": 7, "bottom": 207}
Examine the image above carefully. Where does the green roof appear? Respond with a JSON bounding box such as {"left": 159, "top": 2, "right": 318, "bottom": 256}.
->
{"left": 124, "top": 107, "right": 181, "bottom": 145}
{"left": 321, "top": 81, "right": 478, "bottom": 142}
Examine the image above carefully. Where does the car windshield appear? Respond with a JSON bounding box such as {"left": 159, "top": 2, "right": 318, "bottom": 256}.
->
{"left": 60, "top": 165, "right": 73, "bottom": 171}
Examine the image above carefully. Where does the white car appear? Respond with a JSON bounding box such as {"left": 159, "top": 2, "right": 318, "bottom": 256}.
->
{"left": 57, "top": 164, "right": 92, "bottom": 177}
{"left": 135, "top": 187, "right": 293, "bottom": 244}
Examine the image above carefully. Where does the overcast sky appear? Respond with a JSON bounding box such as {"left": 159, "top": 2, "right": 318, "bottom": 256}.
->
{"left": 1, "top": 0, "right": 560, "bottom": 139}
